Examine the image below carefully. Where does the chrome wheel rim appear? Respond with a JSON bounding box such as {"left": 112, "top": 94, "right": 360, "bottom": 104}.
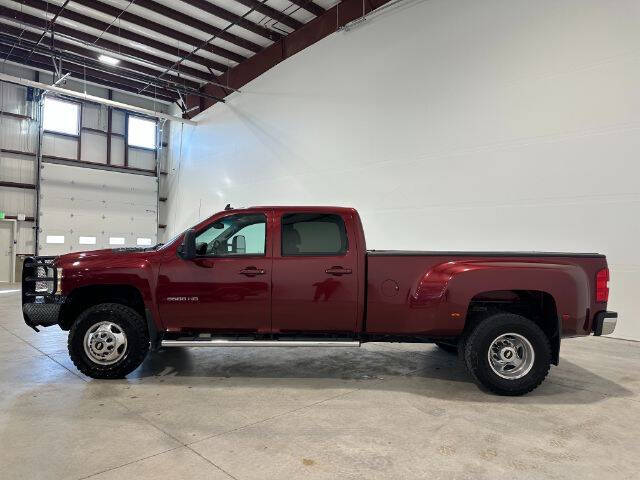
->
{"left": 487, "top": 333, "right": 535, "bottom": 379}
{"left": 83, "top": 321, "right": 127, "bottom": 365}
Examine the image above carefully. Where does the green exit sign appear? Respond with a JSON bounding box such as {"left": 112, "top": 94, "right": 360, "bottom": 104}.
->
{"left": 0, "top": 211, "right": 5, "bottom": 219}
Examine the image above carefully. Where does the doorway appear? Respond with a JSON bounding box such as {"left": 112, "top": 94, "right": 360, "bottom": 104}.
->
{"left": 0, "top": 220, "right": 16, "bottom": 283}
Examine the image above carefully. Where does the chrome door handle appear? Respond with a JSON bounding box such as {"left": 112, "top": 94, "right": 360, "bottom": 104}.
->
{"left": 239, "top": 267, "right": 266, "bottom": 276}
{"left": 325, "top": 266, "right": 352, "bottom": 276}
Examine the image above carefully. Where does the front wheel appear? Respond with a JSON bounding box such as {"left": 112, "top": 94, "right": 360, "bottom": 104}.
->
{"left": 68, "top": 303, "right": 149, "bottom": 379}
{"left": 463, "top": 313, "right": 551, "bottom": 396}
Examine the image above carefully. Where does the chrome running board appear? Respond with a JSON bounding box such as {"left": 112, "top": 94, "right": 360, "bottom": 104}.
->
{"left": 161, "top": 339, "right": 361, "bottom": 348}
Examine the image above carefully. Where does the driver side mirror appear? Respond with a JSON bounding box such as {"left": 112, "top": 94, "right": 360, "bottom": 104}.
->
{"left": 177, "top": 228, "right": 197, "bottom": 260}
{"left": 231, "top": 235, "right": 246, "bottom": 254}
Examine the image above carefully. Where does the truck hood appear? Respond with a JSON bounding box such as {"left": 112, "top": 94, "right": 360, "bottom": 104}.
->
{"left": 56, "top": 248, "right": 156, "bottom": 266}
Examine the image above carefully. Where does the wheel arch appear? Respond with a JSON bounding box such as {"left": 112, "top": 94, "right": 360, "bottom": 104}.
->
{"left": 60, "top": 284, "right": 146, "bottom": 331}
{"left": 465, "top": 289, "right": 561, "bottom": 365}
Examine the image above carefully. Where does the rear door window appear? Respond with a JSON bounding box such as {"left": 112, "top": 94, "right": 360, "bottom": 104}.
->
{"left": 281, "top": 213, "right": 348, "bottom": 256}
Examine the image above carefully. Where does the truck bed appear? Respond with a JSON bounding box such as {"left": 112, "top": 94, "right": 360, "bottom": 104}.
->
{"left": 367, "top": 250, "right": 605, "bottom": 258}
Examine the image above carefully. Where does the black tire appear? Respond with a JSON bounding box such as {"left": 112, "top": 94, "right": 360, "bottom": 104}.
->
{"left": 463, "top": 312, "right": 551, "bottom": 396}
{"left": 435, "top": 342, "right": 458, "bottom": 354}
{"left": 68, "top": 303, "right": 149, "bottom": 379}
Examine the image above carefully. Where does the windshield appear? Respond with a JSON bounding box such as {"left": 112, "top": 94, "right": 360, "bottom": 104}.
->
{"left": 157, "top": 229, "right": 185, "bottom": 251}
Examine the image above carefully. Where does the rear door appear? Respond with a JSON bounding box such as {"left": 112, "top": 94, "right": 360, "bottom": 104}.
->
{"left": 271, "top": 211, "right": 359, "bottom": 334}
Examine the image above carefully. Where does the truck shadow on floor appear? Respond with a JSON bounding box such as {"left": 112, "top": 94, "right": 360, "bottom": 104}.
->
{"left": 132, "top": 344, "right": 634, "bottom": 405}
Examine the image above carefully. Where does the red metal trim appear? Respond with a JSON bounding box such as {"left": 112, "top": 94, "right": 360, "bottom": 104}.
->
{"left": 289, "top": 0, "right": 325, "bottom": 17}
{"left": 196, "top": 0, "right": 392, "bottom": 114}
{"left": 232, "top": 0, "right": 303, "bottom": 30}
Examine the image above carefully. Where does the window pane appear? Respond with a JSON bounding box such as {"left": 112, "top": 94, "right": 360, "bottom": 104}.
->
{"left": 43, "top": 97, "right": 79, "bottom": 135}
{"left": 195, "top": 214, "right": 266, "bottom": 256}
{"left": 128, "top": 116, "right": 156, "bottom": 149}
{"left": 79, "top": 236, "right": 96, "bottom": 245}
{"left": 281, "top": 213, "right": 348, "bottom": 256}
{"left": 136, "top": 237, "right": 152, "bottom": 246}
{"left": 46, "top": 235, "right": 65, "bottom": 244}
{"left": 109, "top": 237, "right": 125, "bottom": 245}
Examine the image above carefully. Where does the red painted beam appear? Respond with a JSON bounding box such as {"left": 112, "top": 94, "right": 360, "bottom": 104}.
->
{"left": 232, "top": 0, "right": 303, "bottom": 31}
{"left": 135, "top": 0, "right": 281, "bottom": 43}
{"left": 289, "top": 0, "right": 325, "bottom": 17}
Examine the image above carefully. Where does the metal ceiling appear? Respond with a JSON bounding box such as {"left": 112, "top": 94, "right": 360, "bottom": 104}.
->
{"left": 0, "top": 0, "right": 390, "bottom": 114}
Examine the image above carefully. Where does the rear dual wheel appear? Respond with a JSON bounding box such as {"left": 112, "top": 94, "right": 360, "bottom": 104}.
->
{"left": 463, "top": 313, "right": 551, "bottom": 396}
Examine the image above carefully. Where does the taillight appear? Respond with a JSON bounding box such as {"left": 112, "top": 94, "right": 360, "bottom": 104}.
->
{"left": 596, "top": 268, "right": 609, "bottom": 303}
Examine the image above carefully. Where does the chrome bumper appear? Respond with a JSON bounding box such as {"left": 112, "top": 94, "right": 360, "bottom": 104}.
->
{"left": 594, "top": 311, "right": 617, "bottom": 336}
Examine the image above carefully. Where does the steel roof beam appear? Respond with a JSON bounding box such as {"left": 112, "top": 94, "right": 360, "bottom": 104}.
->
{"left": 71, "top": 0, "right": 258, "bottom": 57}
{"left": 12, "top": 0, "right": 233, "bottom": 72}
{"left": 289, "top": 0, "right": 325, "bottom": 17}
{"left": 231, "top": 0, "right": 304, "bottom": 31}
{"left": 0, "top": 45, "right": 178, "bottom": 103}
{"left": 0, "top": 22, "right": 201, "bottom": 91}
{"left": 136, "top": 0, "right": 282, "bottom": 43}
{"left": 0, "top": 6, "right": 216, "bottom": 81}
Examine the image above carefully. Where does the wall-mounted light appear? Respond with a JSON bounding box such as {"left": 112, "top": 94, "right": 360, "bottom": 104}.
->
{"left": 98, "top": 54, "right": 120, "bottom": 66}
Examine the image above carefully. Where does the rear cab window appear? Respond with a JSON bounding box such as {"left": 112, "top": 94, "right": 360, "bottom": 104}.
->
{"left": 281, "top": 213, "right": 348, "bottom": 256}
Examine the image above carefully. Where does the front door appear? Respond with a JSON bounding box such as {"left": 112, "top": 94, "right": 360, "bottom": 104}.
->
{"left": 157, "top": 212, "right": 272, "bottom": 333}
{"left": 271, "top": 212, "right": 358, "bottom": 334}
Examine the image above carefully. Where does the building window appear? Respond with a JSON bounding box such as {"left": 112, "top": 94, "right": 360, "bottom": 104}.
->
{"left": 79, "top": 236, "right": 97, "bottom": 245}
{"left": 136, "top": 237, "right": 152, "bottom": 246}
{"left": 109, "top": 237, "right": 125, "bottom": 246}
{"left": 43, "top": 97, "right": 79, "bottom": 136}
{"left": 128, "top": 115, "right": 156, "bottom": 149}
{"left": 46, "top": 235, "right": 65, "bottom": 244}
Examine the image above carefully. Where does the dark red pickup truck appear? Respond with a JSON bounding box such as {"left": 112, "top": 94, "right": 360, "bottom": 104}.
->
{"left": 22, "top": 206, "right": 617, "bottom": 395}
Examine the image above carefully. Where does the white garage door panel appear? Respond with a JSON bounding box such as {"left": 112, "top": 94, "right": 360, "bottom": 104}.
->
{"left": 39, "top": 163, "right": 157, "bottom": 255}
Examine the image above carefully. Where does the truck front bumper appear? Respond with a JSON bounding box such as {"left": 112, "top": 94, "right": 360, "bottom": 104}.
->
{"left": 593, "top": 311, "right": 617, "bottom": 336}
{"left": 22, "top": 256, "right": 64, "bottom": 332}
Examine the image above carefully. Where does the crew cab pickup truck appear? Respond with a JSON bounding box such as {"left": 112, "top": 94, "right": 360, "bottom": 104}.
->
{"left": 22, "top": 206, "right": 617, "bottom": 395}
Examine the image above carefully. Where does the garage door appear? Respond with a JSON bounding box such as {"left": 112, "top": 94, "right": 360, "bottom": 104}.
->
{"left": 38, "top": 163, "right": 157, "bottom": 256}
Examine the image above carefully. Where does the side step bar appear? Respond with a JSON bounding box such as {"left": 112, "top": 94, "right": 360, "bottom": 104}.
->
{"left": 161, "top": 340, "right": 361, "bottom": 348}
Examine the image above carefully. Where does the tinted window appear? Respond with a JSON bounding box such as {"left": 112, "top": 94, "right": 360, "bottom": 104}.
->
{"left": 195, "top": 213, "right": 266, "bottom": 257}
{"left": 281, "top": 213, "right": 348, "bottom": 256}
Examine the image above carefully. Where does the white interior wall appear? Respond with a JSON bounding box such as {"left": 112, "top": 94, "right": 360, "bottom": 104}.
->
{"left": 164, "top": 0, "right": 640, "bottom": 340}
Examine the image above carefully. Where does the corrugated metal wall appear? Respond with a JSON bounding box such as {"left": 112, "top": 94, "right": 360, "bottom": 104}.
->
{"left": 0, "top": 63, "right": 170, "bottom": 260}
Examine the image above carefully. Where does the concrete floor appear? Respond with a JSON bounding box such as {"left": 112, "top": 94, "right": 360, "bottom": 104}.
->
{"left": 1, "top": 284, "right": 639, "bottom": 480}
